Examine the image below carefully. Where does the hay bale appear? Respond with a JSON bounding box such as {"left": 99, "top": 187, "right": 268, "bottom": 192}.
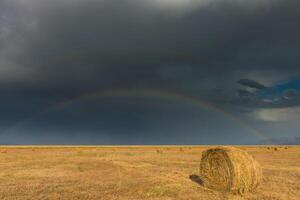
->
{"left": 156, "top": 149, "right": 163, "bottom": 154}
{"left": 199, "top": 146, "right": 262, "bottom": 195}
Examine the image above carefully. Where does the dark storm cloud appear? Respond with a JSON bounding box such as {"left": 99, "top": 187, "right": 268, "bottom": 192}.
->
{"left": 1, "top": 0, "right": 300, "bottom": 144}
{"left": 237, "top": 79, "right": 266, "bottom": 89}
{"left": 1, "top": 0, "right": 300, "bottom": 88}
{"left": 234, "top": 79, "right": 300, "bottom": 110}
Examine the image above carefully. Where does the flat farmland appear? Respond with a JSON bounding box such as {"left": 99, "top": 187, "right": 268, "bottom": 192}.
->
{"left": 0, "top": 146, "right": 299, "bottom": 200}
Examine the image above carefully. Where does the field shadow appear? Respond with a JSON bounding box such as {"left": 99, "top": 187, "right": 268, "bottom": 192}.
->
{"left": 189, "top": 174, "right": 204, "bottom": 186}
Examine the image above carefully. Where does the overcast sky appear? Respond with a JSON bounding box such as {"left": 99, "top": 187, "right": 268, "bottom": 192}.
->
{"left": 1, "top": 0, "right": 300, "bottom": 144}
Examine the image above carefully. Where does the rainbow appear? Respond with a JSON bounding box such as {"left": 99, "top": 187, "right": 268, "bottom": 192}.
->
{"left": 2, "top": 89, "right": 269, "bottom": 142}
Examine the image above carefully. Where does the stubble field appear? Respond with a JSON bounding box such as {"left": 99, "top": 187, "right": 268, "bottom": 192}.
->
{"left": 0, "top": 146, "right": 299, "bottom": 200}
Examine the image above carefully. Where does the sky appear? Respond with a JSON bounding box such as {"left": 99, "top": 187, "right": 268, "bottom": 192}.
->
{"left": 1, "top": 0, "right": 300, "bottom": 145}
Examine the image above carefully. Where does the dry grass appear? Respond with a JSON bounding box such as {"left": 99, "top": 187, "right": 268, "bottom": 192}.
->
{"left": 0, "top": 146, "right": 299, "bottom": 200}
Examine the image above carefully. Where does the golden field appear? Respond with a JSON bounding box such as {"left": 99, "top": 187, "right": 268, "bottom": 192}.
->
{"left": 0, "top": 146, "right": 299, "bottom": 200}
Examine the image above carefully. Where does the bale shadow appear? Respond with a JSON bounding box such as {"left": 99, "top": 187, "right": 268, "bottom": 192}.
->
{"left": 189, "top": 174, "right": 204, "bottom": 186}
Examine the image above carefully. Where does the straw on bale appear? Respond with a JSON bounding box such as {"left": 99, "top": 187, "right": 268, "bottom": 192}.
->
{"left": 199, "top": 146, "right": 262, "bottom": 195}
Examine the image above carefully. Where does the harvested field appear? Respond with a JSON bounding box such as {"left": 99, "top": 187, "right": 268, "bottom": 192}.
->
{"left": 0, "top": 146, "right": 299, "bottom": 200}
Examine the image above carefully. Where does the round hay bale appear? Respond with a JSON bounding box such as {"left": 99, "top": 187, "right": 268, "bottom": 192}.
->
{"left": 199, "top": 146, "right": 262, "bottom": 195}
